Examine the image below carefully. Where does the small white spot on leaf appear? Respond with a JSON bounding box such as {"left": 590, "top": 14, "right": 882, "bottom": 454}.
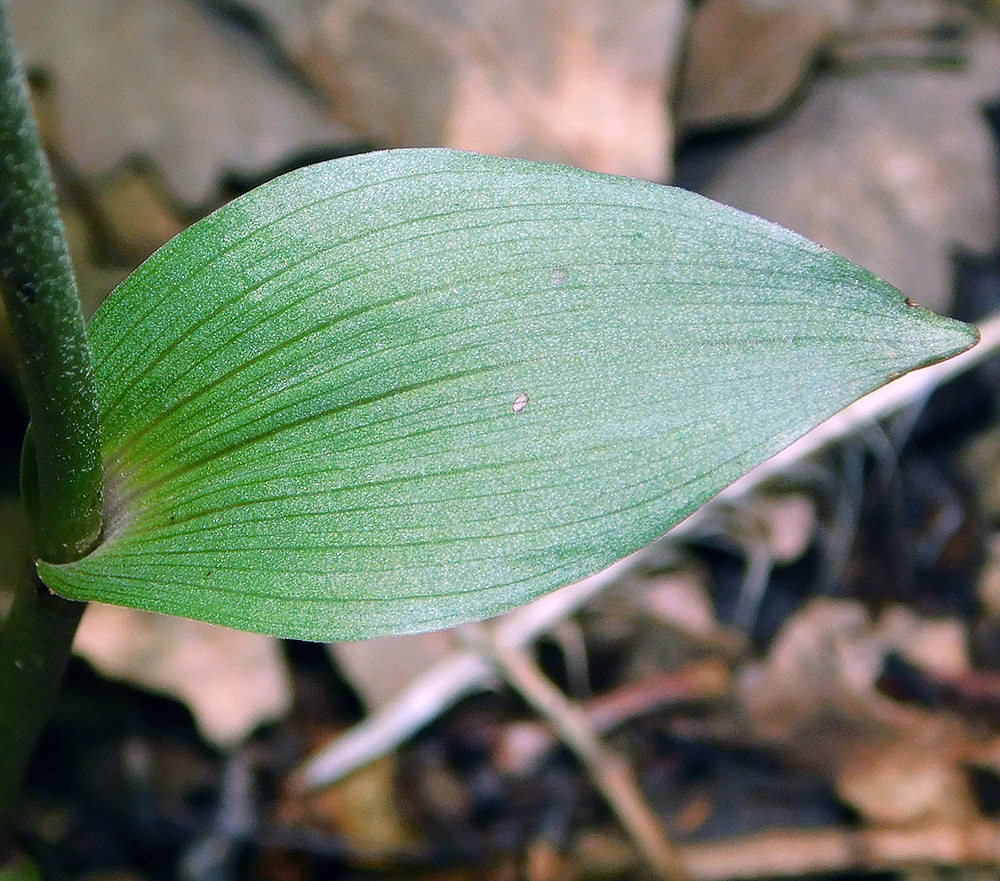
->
{"left": 512, "top": 393, "right": 529, "bottom": 414}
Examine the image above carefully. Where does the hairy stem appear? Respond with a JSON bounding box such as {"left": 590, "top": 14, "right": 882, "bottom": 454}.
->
{"left": 0, "top": 0, "right": 102, "bottom": 563}
{"left": 0, "top": 0, "right": 102, "bottom": 849}
{"left": 0, "top": 566, "right": 85, "bottom": 839}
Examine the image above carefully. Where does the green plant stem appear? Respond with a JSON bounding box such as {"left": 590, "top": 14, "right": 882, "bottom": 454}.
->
{"left": 0, "top": 0, "right": 102, "bottom": 563}
{"left": 0, "top": 0, "right": 102, "bottom": 850}
{"left": 0, "top": 566, "right": 85, "bottom": 841}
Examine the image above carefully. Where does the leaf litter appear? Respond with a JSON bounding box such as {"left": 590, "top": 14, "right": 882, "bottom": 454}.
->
{"left": 6, "top": 0, "right": 1000, "bottom": 878}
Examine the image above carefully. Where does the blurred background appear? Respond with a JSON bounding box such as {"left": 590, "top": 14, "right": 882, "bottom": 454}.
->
{"left": 5, "top": 1, "right": 1000, "bottom": 879}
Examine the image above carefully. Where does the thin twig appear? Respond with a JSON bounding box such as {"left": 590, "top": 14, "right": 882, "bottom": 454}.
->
{"left": 293, "top": 651, "right": 495, "bottom": 791}
{"left": 494, "top": 661, "right": 731, "bottom": 774}
{"left": 576, "top": 821, "right": 1000, "bottom": 879}
{"left": 295, "top": 556, "right": 637, "bottom": 789}
{"left": 460, "top": 623, "right": 690, "bottom": 881}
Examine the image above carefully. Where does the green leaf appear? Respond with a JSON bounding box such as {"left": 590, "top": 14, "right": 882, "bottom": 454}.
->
{"left": 38, "top": 149, "right": 977, "bottom": 640}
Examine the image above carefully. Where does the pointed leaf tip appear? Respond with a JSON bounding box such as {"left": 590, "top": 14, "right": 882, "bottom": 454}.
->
{"left": 38, "top": 149, "right": 977, "bottom": 640}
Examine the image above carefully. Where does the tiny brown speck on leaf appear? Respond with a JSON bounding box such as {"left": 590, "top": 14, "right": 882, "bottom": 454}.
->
{"left": 512, "top": 393, "right": 529, "bottom": 414}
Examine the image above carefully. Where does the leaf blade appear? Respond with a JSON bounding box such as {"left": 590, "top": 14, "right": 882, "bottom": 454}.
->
{"left": 39, "top": 149, "right": 977, "bottom": 640}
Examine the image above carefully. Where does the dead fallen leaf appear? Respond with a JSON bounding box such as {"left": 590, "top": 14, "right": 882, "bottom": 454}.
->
{"left": 74, "top": 604, "right": 292, "bottom": 747}
{"left": 677, "top": 0, "right": 857, "bottom": 132}
{"left": 695, "top": 28, "right": 1000, "bottom": 314}
{"left": 737, "top": 599, "right": 978, "bottom": 825}
{"left": 829, "top": 0, "right": 972, "bottom": 71}
{"left": 737, "top": 599, "right": 971, "bottom": 750}
{"left": 280, "top": 756, "right": 422, "bottom": 863}
{"left": 59, "top": 207, "right": 133, "bottom": 319}
{"left": 7, "top": 0, "right": 354, "bottom": 205}
{"left": 88, "top": 160, "right": 188, "bottom": 265}
{"left": 241, "top": 0, "right": 687, "bottom": 180}
{"left": 738, "top": 600, "right": 897, "bottom": 749}
{"left": 837, "top": 740, "right": 976, "bottom": 826}
{"left": 877, "top": 604, "right": 968, "bottom": 680}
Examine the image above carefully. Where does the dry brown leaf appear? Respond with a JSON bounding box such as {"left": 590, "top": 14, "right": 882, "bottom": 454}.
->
{"left": 829, "top": 0, "right": 972, "bottom": 70}
{"left": 74, "top": 604, "right": 292, "bottom": 747}
{"left": 877, "top": 604, "right": 968, "bottom": 679}
{"left": 837, "top": 741, "right": 976, "bottom": 826}
{"left": 283, "top": 756, "right": 421, "bottom": 862}
{"left": 753, "top": 493, "right": 818, "bottom": 565}
{"left": 677, "top": 0, "right": 856, "bottom": 131}
{"left": 737, "top": 599, "right": 978, "bottom": 826}
{"left": 89, "top": 162, "right": 188, "bottom": 265}
{"left": 243, "top": 0, "right": 687, "bottom": 180}
{"left": 59, "top": 208, "right": 133, "bottom": 319}
{"left": 697, "top": 28, "right": 1000, "bottom": 314}
{"left": 7, "top": 0, "right": 354, "bottom": 205}
{"left": 737, "top": 599, "right": 970, "bottom": 752}
{"left": 739, "top": 600, "right": 898, "bottom": 749}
